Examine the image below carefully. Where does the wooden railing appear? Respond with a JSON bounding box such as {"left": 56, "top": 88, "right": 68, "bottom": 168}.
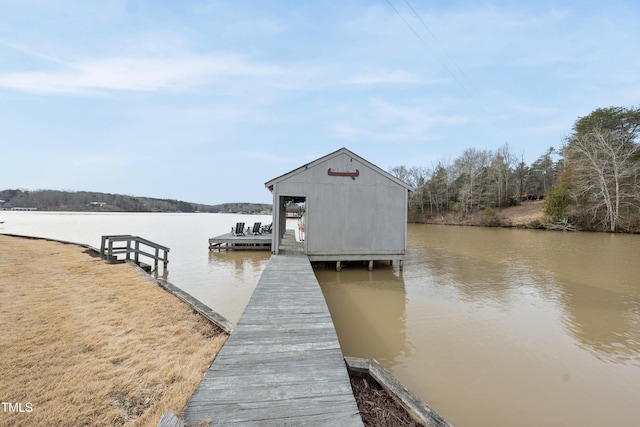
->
{"left": 100, "top": 235, "right": 169, "bottom": 273}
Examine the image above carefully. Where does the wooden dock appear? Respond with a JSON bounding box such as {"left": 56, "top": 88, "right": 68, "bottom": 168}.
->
{"left": 208, "top": 232, "right": 272, "bottom": 251}
{"left": 184, "top": 245, "right": 363, "bottom": 425}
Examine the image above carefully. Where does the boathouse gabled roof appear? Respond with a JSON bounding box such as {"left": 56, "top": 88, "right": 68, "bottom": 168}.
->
{"left": 264, "top": 147, "right": 414, "bottom": 192}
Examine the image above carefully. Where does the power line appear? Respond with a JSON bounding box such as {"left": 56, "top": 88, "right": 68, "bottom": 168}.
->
{"left": 385, "top": 0, "right": 475, "bottom": 100}
{"left": 402, "top": 0, "right": 440, "bottom": 42}
{"left": 403, "top": 0, "right": 480, "bottom": 99}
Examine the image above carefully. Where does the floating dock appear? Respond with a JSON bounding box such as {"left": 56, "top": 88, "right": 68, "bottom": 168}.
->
{"left": 208, "top": 232, "right": 271, "bottom": 251}
{"left": 184, "top": 233, "right": 362, "bottom": 426}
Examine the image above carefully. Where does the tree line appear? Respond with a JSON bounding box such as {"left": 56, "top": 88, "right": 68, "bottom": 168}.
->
{"left": 390, "top": 105, "right": 640, "bottom": 232}
{"left": 0, "top": 189, "right": 271, "bottom": 214}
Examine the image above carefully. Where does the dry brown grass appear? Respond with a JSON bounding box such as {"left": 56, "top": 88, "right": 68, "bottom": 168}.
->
{"left": 425, "top": 200, "right": 545, "bottom": 227}
{"left": 0, "top": 234, "right": 227, "bottom": 427}
{"left": 494, "top": 200, "right": 546, "bottom": 226}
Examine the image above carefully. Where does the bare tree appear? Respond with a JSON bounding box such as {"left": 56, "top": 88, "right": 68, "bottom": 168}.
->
{"left": 454, "top": 148, "right": 490, "bottom": 215}
{"left": 407, "top": 166, "right": 429, "bottom": 219}
{"left": 388, "top": 165, "right": 412, "bottom": 185}
{"left": 564, "top": 128, "right": 640, "bottom": 231}
{"left": 514, "top": 153, "right": 529, "bottom": 200}
{"left": 487, "top": 144, "right": 516, "bottom": 208}
{"left": 389, "top": 165, "right": 429, "bottom": 220}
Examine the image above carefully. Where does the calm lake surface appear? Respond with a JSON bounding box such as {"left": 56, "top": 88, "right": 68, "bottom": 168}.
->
{"left": 2, "top": 212, "right": 639, "bottom": 427}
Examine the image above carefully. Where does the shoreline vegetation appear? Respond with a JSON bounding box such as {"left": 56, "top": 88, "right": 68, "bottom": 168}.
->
{"left": 392, "top": 106, "right": 640, "bottom": 234}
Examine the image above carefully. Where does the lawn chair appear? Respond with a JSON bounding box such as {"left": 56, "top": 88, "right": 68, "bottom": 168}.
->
{"left": 231, "top": 222, "right": 245, "bottom": 236}
{"left": 261, "top": 223, "right": 272, "bottom": 234}
{"left": 248, "top": 222, "right": 262, "bottom": 235}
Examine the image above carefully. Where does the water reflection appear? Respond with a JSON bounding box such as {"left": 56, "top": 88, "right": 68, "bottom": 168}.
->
{"left": 206, "top": 250, "right": 271, "bottom": 324}
{"left": 409, "top": 225, "right": 640, "bottom": 366}
{"left": 559, "top": 276, "right": 640, "bottom": 365}
{"left": 208, "top": 250, "right": 270, "bottom": 275}
{"left": 315, "top": 262, "right": 412, "bottom": 369}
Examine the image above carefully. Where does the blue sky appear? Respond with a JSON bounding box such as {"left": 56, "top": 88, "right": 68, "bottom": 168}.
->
{"left": 1, "top": 0, "right": 638, "bottom": 205}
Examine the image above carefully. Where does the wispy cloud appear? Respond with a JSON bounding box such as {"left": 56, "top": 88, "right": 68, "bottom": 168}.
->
{"left": 0, "top": 50, "right": 427, "bottom": 97}
{"left": 330, "top": 97, "right": 469, "bottom": 142}
{"left": 0, "top": 53, "right": 283, "bottom": 95}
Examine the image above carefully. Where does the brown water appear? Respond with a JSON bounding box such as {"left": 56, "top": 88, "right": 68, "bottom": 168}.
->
{"left": 316, "top": 224, "right": 640, "bottom": 427}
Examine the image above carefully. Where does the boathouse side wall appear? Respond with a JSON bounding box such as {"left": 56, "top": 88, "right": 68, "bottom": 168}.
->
{"left": 266, "top": 148, "right": 411, "bottom": 261}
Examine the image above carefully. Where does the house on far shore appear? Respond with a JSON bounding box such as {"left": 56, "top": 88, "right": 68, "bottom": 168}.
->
{"left": 264, "top": 147, "right": 413, "bottom": 271}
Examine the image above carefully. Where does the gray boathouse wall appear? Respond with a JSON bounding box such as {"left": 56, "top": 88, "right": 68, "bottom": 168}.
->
{"left": 265, "top": 148, "right": 412, "bottom": 262}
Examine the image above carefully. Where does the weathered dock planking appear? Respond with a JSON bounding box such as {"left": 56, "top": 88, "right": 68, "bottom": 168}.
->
{"left": 184, "top": 251, "right": 363, "bottom": 426}
{"left": 208, "top": 232, "right": 272, "bottom": 251}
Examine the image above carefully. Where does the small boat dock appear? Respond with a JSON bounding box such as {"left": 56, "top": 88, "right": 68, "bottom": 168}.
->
{"left": 208, "top": 233, "right": 271, "bottom": 251}
{"left": 184, "top": 233, "right": 362, "bottom": 426}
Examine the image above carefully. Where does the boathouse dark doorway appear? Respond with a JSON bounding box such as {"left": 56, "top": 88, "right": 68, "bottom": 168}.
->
{"left": 276, "top": 195, "right": 306, "bottom": 254}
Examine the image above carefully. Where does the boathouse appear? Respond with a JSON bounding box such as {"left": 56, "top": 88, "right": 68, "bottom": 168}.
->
{"left": 265, "top": 147, "right": 413, "bottom": 270}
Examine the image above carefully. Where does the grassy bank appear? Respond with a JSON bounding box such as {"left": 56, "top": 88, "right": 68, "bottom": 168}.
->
{"left": 419, "top": 200, "right": 546, "bottom": 228}
{"left": 0, "top": 235, "right": 227, "bottom": 426}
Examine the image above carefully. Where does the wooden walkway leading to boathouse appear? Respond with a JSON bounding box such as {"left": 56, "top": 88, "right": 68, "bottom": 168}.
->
{"left": 184, "top": 243, "right": 362, "bottom": 425}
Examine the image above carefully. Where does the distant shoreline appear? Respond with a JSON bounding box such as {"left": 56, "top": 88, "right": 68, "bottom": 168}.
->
{"left": 0, "top": 188, "right": 271, "bottom": 214}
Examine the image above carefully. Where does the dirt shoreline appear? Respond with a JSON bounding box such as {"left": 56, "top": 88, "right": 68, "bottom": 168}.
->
{"left": 418, "top": 200, "right": 546, "bottom": 228}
